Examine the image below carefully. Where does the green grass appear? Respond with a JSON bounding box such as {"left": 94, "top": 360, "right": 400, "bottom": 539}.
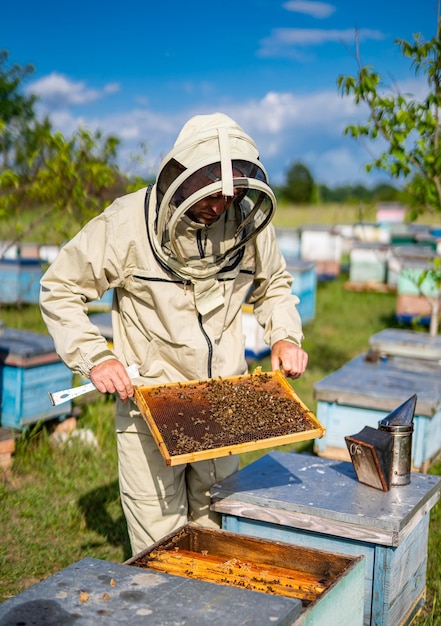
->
{"left": 0, "top": 397, "right": 130, "bottom": 602}
{"left": 0, "top": 277, "right": 440, "bottom": 623}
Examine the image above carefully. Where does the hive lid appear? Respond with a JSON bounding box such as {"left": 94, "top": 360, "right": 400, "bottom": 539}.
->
{"left": 134, "top": 369, "right": 325, "bottom": 466}
{"left": 0, "top": 328, "right": 59, "bottom": 366}
{"left": 369, "top": 328, "right": 441, "bottom": 361}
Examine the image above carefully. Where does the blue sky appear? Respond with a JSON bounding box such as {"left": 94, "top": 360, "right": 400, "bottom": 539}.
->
{"left": 3, "top": 0, "right": 438, "bottom": 188}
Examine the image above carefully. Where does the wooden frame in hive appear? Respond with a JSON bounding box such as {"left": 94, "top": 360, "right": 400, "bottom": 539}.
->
{"left": 134, "top": 369, "right": 326, "bottom": 465}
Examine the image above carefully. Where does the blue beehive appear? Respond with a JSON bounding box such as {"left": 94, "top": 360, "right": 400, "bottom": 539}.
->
{"left": 313, "top": 350, "right": 441, "bottom": 472}
{"left": 275, "top": 227, "right": 301, "bottom": 264}
{"left": 0, "top": 259, "right": 43, "bottom": 305}
{"left": 287, "top": 259, "right": 317, "bottom": 324}
{"left": 211, "top": 450, "right": 441, "bottom": 626}
{"left": 0, "top": 328, "right": 73, "bottom": 430}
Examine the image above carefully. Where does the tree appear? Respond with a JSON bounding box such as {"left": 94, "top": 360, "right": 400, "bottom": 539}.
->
{"left": 0, "top": 50, "right": 122, "bottom": 254}
{"left": 282, "top": 162, "right": 315, "bottom": 204}
{"left": 337, "top": 17, "right": 441, "bottom": 219}
{"left": 337, "top": 12, "right": 441, "bottom": 335}
{"left": 1, "top": 122, "right": 121, "bottom": 251}
{"left": 0, "top": 50, "right": 36, "bottom": 168}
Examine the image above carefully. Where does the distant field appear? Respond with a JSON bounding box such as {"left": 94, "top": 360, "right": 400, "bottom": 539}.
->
{"left": 1, "top": 201, "right": 375, "bottom": 245}
{"left": 1, "top": 200, "right": 440, "bottom": 249}
{"left": 273, "top": 201, "right": 377, "bottom": 227}
{"left": 274, "top": 201, "right": 441, "bottom": 228}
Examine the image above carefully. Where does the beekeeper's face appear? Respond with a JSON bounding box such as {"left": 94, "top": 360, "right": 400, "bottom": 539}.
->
{"left": 176, "top": 165, "right": 242, "bottom": 225}
{"left": 186, "top": 191, "right": 238, "bottom": 224}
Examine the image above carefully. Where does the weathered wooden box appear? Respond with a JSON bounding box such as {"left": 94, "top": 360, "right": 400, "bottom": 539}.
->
{"left": 369, "top": 328, "right": 441, "bottom": 361}
{"left": 389, "top": 247, "right": 440, "bottom": 324}
{"left": 348, "top": 243, "right": 389, "bottom": 285}
{"left": 127, "top": 523, "right": 365, "bottom": 626}
{"left": 0, "top": 328, "right": 73, "bottom": 429}
{"left": 313, "top": 352, "right": 441, "bottom": 472}
{"left": 0, "top": 258, "right": 43, "bottom": 304}
{"left": 352, "top": 222, "right": 390, "bottom": 243}
{"left": 211, "top": 451, "right": 441, "bottom": 626}
{"left": 0, "top": 556, "right": 308, "bottom": 626}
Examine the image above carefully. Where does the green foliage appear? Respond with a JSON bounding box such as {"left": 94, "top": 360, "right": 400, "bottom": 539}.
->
{"left": 281, "top": 161, "right": 315, "bottom": 204}
{"left": 0, "top": 50, "right": 127, "bottom": 254}
{"left": 1, "top": 124, "right": 121, "bottom": 248}
{"left": 0, "top": 50, "right": 36, "bottom": 169}
{"left": 337, "top": 16, "right": 441, "bottom": 218}
{"left": 317, "top": 181, "right": 401, "bottom": 204}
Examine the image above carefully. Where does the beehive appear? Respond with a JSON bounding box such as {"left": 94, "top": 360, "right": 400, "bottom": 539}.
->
{"left": 0, "top": 258, "right": 43, "bottom": 305}
{"left": 126, "top": 523, "right": 365, "bottom": 623}
{"left": 134, "top": 370, "right": 325, "bottom": 466}
{"left": 0, "top": 328, "right": 73, "bottom": 429}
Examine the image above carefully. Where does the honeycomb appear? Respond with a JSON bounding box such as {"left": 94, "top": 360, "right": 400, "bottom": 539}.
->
{"left": 134, "top": 371, "right": 322, "bottom": 461}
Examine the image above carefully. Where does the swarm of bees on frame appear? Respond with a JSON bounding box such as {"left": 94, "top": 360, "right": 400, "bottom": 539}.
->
{"left": 140, "top": 372, "right": 316, "bottom": 456}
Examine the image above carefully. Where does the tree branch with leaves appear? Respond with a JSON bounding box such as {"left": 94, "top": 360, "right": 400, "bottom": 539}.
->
{"left": 337, "top": 11, "right": 441, "bottom": 335}
{"left": 0, "top": 50, "right": 122, "bottom": 256}
{"left": 337, "top": 16, "right": 441, "bottom": 220}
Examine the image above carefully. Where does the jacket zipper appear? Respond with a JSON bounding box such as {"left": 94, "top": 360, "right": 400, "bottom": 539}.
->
{"left": 198, "top": 313, "right": 213, "bottom": 377}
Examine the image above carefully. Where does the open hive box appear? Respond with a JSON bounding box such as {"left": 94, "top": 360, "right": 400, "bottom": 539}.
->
{"left": 134, "top": 369, "right": 325, "bottom": 466}
{"left": 126, "top": 524, "right": 364, "bottom": 615}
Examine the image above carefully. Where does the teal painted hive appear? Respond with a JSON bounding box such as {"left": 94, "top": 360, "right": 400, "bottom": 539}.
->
{"left": 287, "top": 259, "right": 317, "bottom": 324}
{"left": 0, "top": 328, "right": 73, "bottom": 429}
{"left": 0, "top": 259, "right": 43, "bottom": 305}
{"left": 313, "top": 352, "right": 441, "bottom": 472}
{"left": 349, "top": 243, "right": 389, "bottom": 284}
{"left": 211, "top": 450, "right": 441, "bottom": 626}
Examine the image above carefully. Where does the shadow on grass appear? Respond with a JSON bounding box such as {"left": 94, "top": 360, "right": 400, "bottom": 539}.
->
{"left": 78, "top": 481, "right": 132, "bottom": 561}
{"left": 380, "top": 312, "right": 404, "bottom": 329}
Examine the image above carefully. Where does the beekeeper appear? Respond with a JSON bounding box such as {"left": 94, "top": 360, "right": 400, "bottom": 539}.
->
{"left": 40, "top": 112, "right": 308, "bottom": 555}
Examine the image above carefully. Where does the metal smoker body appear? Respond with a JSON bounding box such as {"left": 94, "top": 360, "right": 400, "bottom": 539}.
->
{"left": 378, "top": 394, "right": 416, "bottom": 487}
{"left": 345, "top": 394, "right": 416, "bottom": 491}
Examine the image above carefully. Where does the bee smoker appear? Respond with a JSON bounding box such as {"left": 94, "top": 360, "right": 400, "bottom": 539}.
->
{"left": 345, "top": 394, "right": 416, "bottom": 491}
{"left": 378, "top": 394, "right": 416, "bottom": 487}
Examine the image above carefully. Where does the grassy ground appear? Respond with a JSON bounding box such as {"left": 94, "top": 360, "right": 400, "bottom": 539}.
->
{"left": 0, "top": 276, "right": 440, "bottom": 623}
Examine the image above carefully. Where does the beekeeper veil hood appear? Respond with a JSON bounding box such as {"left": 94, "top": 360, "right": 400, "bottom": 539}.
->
{"left": 147, "top": 113, "right": 276, "bottom": 314}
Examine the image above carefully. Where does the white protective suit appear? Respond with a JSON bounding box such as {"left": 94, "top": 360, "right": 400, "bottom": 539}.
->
{"left": 40, "top": 113, "right": 304, "bottom": 554}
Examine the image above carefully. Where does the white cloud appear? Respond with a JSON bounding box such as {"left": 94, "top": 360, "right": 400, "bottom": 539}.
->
{"left": 29, "top": 71, "right": 427, "bottom": 188}
{"left": 283, "top": 1, "right": 335, "bottom": 19}
{"left": 27, "top": 73, "right": 120, "bottom": 108}
{"left": 104, "top": 83, "right": 120, "bottom": 95}
{"left": 313, "top": 145, "right": 372, "bottom": 186}
{"left": 33, "top": 87, "right": 372, "bottom": 185}
{"left": 258, "top": 27, "right": 384, "bottom": 58}
{"left": 225, "top": 90, "right": 366, "bottom": 184}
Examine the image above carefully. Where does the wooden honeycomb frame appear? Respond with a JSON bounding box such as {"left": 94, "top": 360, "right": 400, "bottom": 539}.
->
{"left": 134, "top": 369, "right": 325, "bottom": 466}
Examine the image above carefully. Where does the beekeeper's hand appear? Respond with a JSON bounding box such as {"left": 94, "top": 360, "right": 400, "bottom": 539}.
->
{"left": 90, "top": 358, "right": 134, "bottom": 401}
{"left": 271, "top": 340, "right": 308, "bottom": 380}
